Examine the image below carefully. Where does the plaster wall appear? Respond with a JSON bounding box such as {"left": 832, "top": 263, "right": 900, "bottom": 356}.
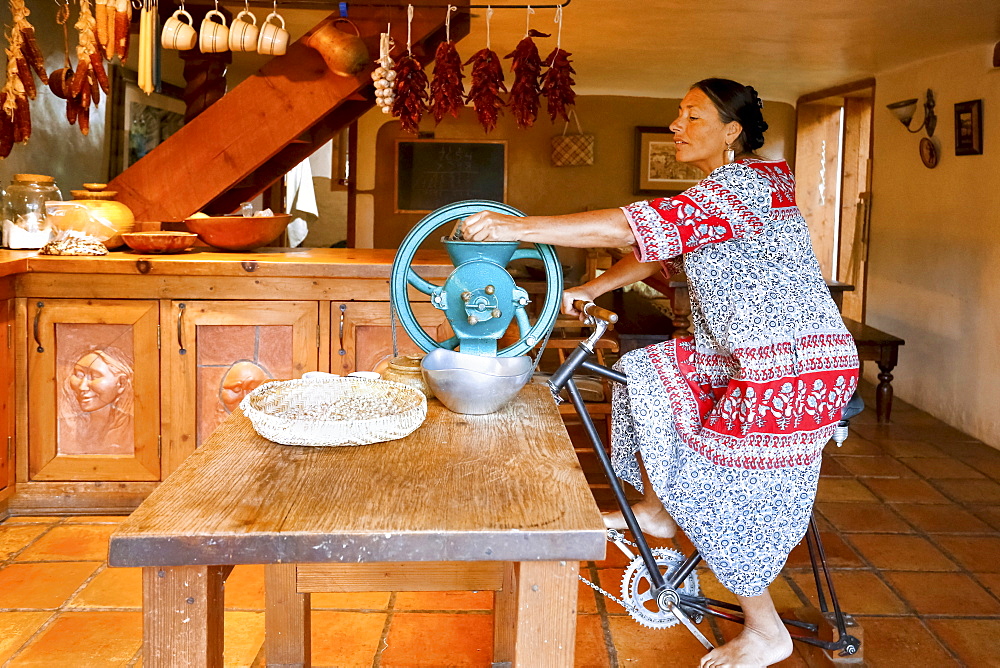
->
{"left": 0, "top": 0, "right": 108, "bottom": 194}
{"left": 354, "top": 94, "right": 797, "bottom": 280}
{"left": 869, "top": 44, "right": 1000, "bottom": 448}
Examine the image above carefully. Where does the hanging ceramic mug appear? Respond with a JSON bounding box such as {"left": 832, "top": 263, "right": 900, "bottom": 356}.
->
{"left": 257, "top": 11, "right": 288, "bottom": 56}
{"left": 161, "top": 9, "right": 197, "bottom": 50}
{"left": 228, "top": 10, "right": 258, "bottom": 52}
{"left": 199, "top": 9, "right": 230, "bottom": 53}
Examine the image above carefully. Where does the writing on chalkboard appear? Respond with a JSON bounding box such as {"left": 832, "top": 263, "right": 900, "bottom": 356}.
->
{"left": 395, "top": 140, "right": 507, "bottom": 213}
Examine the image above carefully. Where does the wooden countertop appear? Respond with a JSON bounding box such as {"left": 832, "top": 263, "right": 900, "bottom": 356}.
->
{"left": 0, "top": 248, "right": 454, "bottom": 279}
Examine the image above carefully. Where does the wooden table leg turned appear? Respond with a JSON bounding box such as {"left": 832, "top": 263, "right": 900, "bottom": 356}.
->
{"left": 265, "top": 563, "right": 311, "bottom": 668}
{"left": 876, "top": 362, "right": 895, "bottom": 424}
{"left": 494, "top": 560, "right": 580, "bottom": 667}
{"left": 143, "top": 565, "right": 226, "bottom": 668}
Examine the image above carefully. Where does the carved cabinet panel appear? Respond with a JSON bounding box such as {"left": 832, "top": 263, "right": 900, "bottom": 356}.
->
{"left": 163, "top": 300, "right": 319, "bottom": 476}
{"left": 331, "top": 302, "right": 452, "bottom": 375}
{"left": 26, "top": 299, "right": 160, "bottom": 481}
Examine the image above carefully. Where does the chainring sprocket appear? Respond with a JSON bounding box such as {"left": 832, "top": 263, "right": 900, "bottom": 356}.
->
{"left": 620, "top": 547, "right": 701, "bottom": 629}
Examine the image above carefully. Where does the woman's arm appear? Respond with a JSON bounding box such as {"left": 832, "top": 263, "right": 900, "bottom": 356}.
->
{"left": 561, "top": 253, "right": 664, "bottom": 317}
{"left": 462, "top": 208, "right": 635, "bottom": 249}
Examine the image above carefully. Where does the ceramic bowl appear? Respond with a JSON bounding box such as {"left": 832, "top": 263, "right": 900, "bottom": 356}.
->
{"left": 183, "top": 214, "right": 292, "bottom": 251}
{"left": 121, "top": 231, "right": 198, "bottom": 253}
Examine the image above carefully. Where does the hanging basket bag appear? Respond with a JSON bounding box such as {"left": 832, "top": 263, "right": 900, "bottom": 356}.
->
{"left": 550, "top": 110, "right": 594, "bottom": 167}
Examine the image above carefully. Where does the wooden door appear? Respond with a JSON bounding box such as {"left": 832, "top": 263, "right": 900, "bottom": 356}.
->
{"left": 331, "top": 302, "right": 452, "bottom": 375}
{"left": 163, "top": 300, "right": 319, "bottom": 475}
{"left": 0, "top": 297, "right": 13, "bottom": 492}
{"left": 26, "top": 299, "right": 160, "bottom": 481}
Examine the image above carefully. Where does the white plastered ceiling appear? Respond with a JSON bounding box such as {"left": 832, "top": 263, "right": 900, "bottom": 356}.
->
{"left": 220, "top": 0, "right": 1000, "bottom": 101}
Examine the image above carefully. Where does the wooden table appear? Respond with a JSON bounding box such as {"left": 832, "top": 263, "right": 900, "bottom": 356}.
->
{"left": 108, "top": 384, "right": 605, "bottom": 667}
{"left": 843, "top": 318, "right": 906, "bottom": 423}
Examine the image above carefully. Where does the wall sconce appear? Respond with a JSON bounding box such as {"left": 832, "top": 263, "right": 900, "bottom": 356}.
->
{"left": 886, "top": 89, "right": 937, "bottom": 137}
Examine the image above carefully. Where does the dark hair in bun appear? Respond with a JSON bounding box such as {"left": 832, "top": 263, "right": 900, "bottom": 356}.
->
{"left": 692, "top": 78, "right": 769, "bottom": 152}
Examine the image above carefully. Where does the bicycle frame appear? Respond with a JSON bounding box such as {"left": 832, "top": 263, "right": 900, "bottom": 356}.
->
{"left": 547, "top": 304, "right": 860, "bottom": 656}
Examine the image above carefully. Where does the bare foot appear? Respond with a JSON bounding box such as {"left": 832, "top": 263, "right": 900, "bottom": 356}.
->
{"left": 602, "top": 501, "right": 678, "bottom": 538}
{"left": 698, "top": 621, "right": 793, "bottom": 668}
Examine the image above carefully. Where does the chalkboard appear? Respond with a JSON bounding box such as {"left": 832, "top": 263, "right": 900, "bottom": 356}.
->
{"left": 395, "top": 140, "right": 507, "bottom": 213}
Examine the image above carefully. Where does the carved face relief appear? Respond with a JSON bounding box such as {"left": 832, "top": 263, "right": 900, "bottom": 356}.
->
{"left": 69, "top": 352, "right": 128, "bottom": 413}
{"left": 220, "top": 361, "right": 269, "bottom": 413}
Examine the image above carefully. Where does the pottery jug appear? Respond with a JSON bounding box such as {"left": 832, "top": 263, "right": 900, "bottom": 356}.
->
{"left": 303, "top": 18, "right": 370, "bottom": 77}
{"left": 68, "top": 183, "right": 135, "bottom": 249}
{"left": 381, "top": 354, "right": 434, "bottom": 399}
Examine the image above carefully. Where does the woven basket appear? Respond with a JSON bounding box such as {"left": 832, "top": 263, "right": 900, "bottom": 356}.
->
{"left": 240, "top": 377, "right": 427, "bottom": 447}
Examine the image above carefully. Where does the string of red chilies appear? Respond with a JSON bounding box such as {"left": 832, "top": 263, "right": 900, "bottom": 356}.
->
{"left": 393, "top": 8, "right": 576, "bottom": 134}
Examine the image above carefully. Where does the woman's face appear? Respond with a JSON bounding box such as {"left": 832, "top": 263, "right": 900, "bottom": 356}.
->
{"left": 668, "top": 88, "right": 742, "bottom": 175}
{"left": 220, "top": 362, "right": 268, "bottom": 413}
{"left": 70, "top": 353, "right": 125, "bottom": 412}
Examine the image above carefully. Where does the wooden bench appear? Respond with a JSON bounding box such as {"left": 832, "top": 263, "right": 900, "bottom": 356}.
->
{"left": 843, "top": 318, "right": 905, "bottom": 423}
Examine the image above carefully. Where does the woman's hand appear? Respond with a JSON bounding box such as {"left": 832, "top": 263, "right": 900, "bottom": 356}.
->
{"left": 461, "top": 211, "right": 525, "bottom": 242}
{"left": 561, "top": 285, "right": 599, "bottom": 320}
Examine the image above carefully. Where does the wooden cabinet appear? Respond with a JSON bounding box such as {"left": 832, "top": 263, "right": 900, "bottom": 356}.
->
{"left": 2, "top": 249, "right": 456, "bottom": 514}
{"left": 331, "top": 301, "right": 452, "bottom": 374}
{"left": 163, "top": 300, "right": 319, "bottom": 476}
{"left": 0, "top": 294, "right": 13, "bottom": 496}
{"left": 25, "top": 299, "right": 160, "bottom": 482}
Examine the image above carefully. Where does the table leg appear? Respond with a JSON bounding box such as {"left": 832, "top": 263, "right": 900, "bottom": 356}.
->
{"left": 142, "top": 565, "right": 225, "bottom": 668}
{"left": 494, "top": 560, "right": 579, "bottom": 667}
{"left": 265, "top": 563, "right": 311, "bottom": 667}
{"left": 876, "top": 362, "right": 895, "bottom": 423}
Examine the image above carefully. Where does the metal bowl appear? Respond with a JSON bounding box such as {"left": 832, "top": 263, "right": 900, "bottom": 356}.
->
{"left": 420, "top": 348, "right": 533, "bottom": 415}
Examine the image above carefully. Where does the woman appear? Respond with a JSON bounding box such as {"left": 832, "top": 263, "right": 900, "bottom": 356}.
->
{"left": 61, "top": 347, "right": 135, "bottom": 454}
{"left": 463, "top": 78, "right": 859, "bottom": 668}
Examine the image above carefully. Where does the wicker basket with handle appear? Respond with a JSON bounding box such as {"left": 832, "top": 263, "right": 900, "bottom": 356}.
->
{"left": 240, "top": 377, "right": 427, "bottom": 447}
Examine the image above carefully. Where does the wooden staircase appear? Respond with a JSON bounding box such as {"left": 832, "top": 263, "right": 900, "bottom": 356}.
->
{"left": 109, "top": 3, "right": 469, "bottom": 222}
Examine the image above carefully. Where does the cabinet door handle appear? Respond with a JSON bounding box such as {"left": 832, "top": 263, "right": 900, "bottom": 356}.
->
{"left": 177, "top": 303, "right": 187, "bottom": 355}
{"left": 33, "top": 302, "right": 44, "bottom": 353}
{"left": 337, "top": 303, "right": 347, "bottom": 356}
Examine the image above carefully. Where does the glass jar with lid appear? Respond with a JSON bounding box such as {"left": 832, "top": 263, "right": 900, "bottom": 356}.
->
{"left": 1, "top": 173, "right": 62, "bottom": 249}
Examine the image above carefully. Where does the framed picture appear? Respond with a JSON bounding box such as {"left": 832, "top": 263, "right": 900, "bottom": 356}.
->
{"left": 106, "top": 66, "right": 186, "bottom": 179}
{"left": 954, "top": 99, "right": 983, "bottom": 156}
{"left": 395, "top": 139, "right": 507, "bottom": 213}
{"left": 634, "top": 126, "right": 702, "bottom": 196}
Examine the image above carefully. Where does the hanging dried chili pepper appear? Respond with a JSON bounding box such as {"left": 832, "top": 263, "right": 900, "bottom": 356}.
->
{"left": 540, "top": 8, "right": 575, "bottom": 123}
{"left": 390, "top": 6, "right": 429, "bottom": 134}
{"left": 428, "top": 6, "right": 464, "bottom": 124}
{"left": 464, "top": 48, "right": 505, "bottom": 133}
{"left": 463, "top": 7, "right": 505, "bottom": 134}
{"left": 429, "top": 41, "right": 464, "bottom": 123}
{"left": 391, "top": 54, "right": 428, "bottom": 134}
{"left": 540, "top": 47, "right": 575, "bottom": 122}
{"left": 504, "top": 28, "right": 547, "bottom": 129}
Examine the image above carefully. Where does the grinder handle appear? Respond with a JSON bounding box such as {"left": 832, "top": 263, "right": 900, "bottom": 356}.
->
{"left": 572, "top": 300, "right": 619, "bottom": 324}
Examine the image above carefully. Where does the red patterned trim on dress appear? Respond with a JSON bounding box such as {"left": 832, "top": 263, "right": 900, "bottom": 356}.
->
{"left": 642, "top": 337, "right": 859, "bottom": 470}
{"left": 620, "top": 166, "right": 766, "bottom": 263}
{"left": 747, "top": 161, "right": 797, "bottom": 209}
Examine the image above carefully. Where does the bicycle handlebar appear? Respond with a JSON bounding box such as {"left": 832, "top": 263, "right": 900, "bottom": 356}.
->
{"left": 572, "top": 300, "right": 619, "bottom": 324}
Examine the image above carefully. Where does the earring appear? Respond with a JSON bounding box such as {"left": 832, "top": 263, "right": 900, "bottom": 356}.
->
{"left": 724, "top": 142, "right": 736, "bottom": 164}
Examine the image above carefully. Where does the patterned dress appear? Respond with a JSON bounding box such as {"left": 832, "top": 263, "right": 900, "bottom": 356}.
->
{"left": 613, "top": 158, "right": 859, "bottom": 596}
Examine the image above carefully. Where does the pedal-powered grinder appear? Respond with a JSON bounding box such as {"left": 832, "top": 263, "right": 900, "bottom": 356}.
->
{"left": 389, "top": 200, "right": 563, "bottom": 412}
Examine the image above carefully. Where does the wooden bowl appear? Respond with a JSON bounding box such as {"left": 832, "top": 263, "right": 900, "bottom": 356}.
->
{"left": 122, "top": 231, "right": 198, "bottom": 254}
{"left": 183, "top": 214, "right": 292, "bottom": 251}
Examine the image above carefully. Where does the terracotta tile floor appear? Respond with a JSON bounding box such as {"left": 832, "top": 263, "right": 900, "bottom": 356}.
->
{"left": 2, "top": 383, "right": 999, "bottom": 666}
